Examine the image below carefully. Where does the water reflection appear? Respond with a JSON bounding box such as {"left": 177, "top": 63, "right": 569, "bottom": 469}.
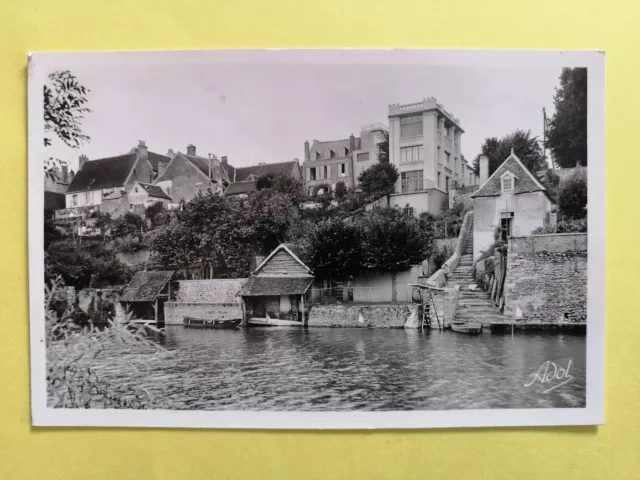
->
{"left": 110, "top": 327, "right": 587, "bottom": 411}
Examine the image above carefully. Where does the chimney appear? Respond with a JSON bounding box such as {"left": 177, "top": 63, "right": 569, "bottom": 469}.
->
{"left": 167, "top": 148, "right": 174, "bottom": 158}
{"left": 78, "top": 154, "right": 88, "bottom": 171}
{"left": 349, "top": 134, "right": 356, "bottom": 153}
{"left": 313, "top": 139, "right": 319, "bottom": 145}
{"left": 61, "top": 164, "right": 69, "bottom": 184}
{"left": 137, "top": 140, "right": 148, "bottom": 159}
{"left": 479, "top": 155, "right": 489, "bottom": 183}
{"left": 304, "top": 140, "right": 310, "bottom": 162}
{"left": 187, "top": 144, "right": 196, "bottom": 156}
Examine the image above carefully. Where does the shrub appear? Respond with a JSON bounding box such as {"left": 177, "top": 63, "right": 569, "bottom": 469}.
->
{"left": 558, "top": 167, "right": 587, "bottom": 219}
{"left": 358, "top": 162, "right": 399, "bottom": 197}
{"left": 334, "top": 181, "right": 348, "bottom": 200}
{"left": 532, "top": 218, "right": 587, "bottom": 234}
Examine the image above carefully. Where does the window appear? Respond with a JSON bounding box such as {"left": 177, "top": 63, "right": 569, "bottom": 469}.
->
{"left": 85, "top": 192, "right": 90, "bottom": 204}
{"left": 445, "top": 175, "right": 449, "bottom": 192}
{"left": 445, "top": 152, "right": 451, "bottom": 166}
{"left": 437, "top": 172, "right": 442, "bottom": 189}
{"left": 134, "top": 187, "right": 139, "bottom": 193}
{"left": 400, "top": 145, "right": 424, "bottom": 164}
{"left": 400, "top": 115, "right": 423, "bottom": 138}
{"left": 309, "top": 168, "right": 317, "bottom": 181}
{"left": 72, "top": 194, "right": 78, "bottom": 206}
{"left": 437, "top": 146, "right": 441, "bottom": 164}
{"left": 324, "top": 149, "right": 333, "bottom": 160}
{"left": 357, "top": 152, "right": 369, "bottom": 162}
{"left": 323, "top": 165, "right": 329, "bottom": 179}
{"left": 501, "top": 172, "right": 516, "bottom": 193}
{"left": 315, "top": 152, "right": 321, "bottom": 161}
{"left": 403, "top": 206, "right": 415, "bottom": 218}
{"left": 340, "top": 147, "right": 349, "bottom": 157}
{"left": 340, "top": 163, "right": 347, "bottom": 177}
{"left": 401, "top": 170, "right": 424, "bottom": 193}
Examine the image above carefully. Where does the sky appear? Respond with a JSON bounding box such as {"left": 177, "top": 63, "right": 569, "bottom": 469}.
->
{"left": 42, "top": 53, "right": 562, "bottom": 173}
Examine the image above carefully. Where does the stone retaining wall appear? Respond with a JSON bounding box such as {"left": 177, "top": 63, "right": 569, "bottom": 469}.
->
{"left": 170, "top": 279, "right": 247, "bottom": 303}
{"left": 307, "top": 303, "right": 413, "bottom": 328}
{"left": 503, "top": 233, "right": 587, "bottom": 323}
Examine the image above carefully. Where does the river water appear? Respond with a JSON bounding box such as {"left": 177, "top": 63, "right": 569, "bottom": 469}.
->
{"left": 112, "top": 326, "right": 587, "bottom": 411}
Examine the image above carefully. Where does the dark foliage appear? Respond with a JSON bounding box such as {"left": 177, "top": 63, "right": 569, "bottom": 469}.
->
{"left": 305, "top": 218, "right": 364, "bottom": 279}
{"left": 44, "top": 70, "right": 91, "bottom": 148}
{"left": 358, "top": 162, "right": 399, "bottom": 197}
{"left": 558, "top": 167, "right": 587, "bottom": 219}
{"left": 473, "top": 130, "right": 546, "bottom": 177}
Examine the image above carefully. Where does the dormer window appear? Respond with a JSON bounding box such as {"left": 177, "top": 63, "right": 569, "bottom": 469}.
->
{"left": 500, "top": 171, "right": 517, "bottom": 194}
{"left": 340, "top": 147, "right": 348, "bottom": 157}
{"left": 324, "top": 149, "right": 333, "bottom": 160}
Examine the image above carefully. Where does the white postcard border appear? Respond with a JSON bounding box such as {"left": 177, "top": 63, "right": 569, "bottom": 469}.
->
{"left": 28, "top": 49, "right": 605, "bottom": 429}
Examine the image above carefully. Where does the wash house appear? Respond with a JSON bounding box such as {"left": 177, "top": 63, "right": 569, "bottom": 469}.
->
{"left": 239, "top": 244, "right": 314, "bottom": 323}
{"left": 119, "top": 270, "right": 175, "bottom": 324}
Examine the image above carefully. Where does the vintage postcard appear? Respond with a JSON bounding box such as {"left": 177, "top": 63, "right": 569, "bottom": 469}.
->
{"left": 29, "top": 49, "right": 605, "bottom": 429}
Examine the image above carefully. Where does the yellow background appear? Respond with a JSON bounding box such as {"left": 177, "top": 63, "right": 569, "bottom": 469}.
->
{"left": 0, "top": 1, "right": 637, "bottom": 478}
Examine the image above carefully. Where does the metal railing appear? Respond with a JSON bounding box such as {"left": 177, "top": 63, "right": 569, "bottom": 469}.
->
{"left": 400, "top": 178, "right": 428, "bottom": 193}
{"left": 448, "top": 176, "right": 480, "bottom": 189}
{"left": 308, "top": 285, "right": 418, "bottom": 304}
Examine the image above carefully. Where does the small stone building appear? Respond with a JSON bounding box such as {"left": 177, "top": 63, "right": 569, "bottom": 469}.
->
{"left": 471, "top": 151, "right": 553, "bottom": 260}
{"left": 239, "top": 244, "right": 314, "bottom": 322}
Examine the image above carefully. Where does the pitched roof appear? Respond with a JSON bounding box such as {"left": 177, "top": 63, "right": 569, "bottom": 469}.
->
{"left": 283, "top": 243, "right": 310, "bottom": 266}
{"left": 253, "top": 243, "right": 312, "bottom": 275}
{"left": 230, "top": 161, "right": 299, "bottom": 182}
{"left": 225, "top": 181, "right": 257, "bottom": 196}
{"left": 147, "top": 152, "right": 171, "bottom": 171}
{"left": 239, "top": 276, "right": 313, "bottom": 296}
{"left": 67, "top": 154, "right": 138, "bottom": 193}
{"left": 471, "top": 153, "right": 547, "bottom": 198}
{"left": 135, "top": 182, "right": 172, "bottom": 200}
{"left": 309, "top": 138, "right": 360, "bottom": 158}
{"left": 119, "top": 271, "right": 174, "bottom": 302}
{"left": 184, "top": 153, "right": 225, "bottom": 183}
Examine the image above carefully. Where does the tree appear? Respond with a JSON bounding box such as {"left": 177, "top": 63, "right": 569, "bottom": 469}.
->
{"left": 376, "top": 129, "right": 389, "bottom": 163}
{"left": 44, "top": 70, "right": 91, "bottom": 148}
{"left": 473, "top": 130, "right": 546, "bottom": 177}
{"left": 248, "top": 189, "right": 302, "bottom": 254}
{"left": 540, "top": 168, "right": 561, "bottom": 202}
{"left": 305, "top": 218, "right": 365, "bottom": 280}
{"left": 151, "top": 221, "right": 202, "bottom": 276}
{"left": 358, "top": 162, "right": 399, "bottom": 198}
{"left": 358, "top": 208, "right": 433, "bottom": 302}
{"left": 334, "top": 181, "right": 348, "bottom": 200}
{"left": 111, "top": 213, "right": 145, "bottom": 240}
{"left": 256, "top": 173, "right": 306, "bottom": 204}
{"left": 547, "top": 68, "right": 587, "bottom": 168}
{"left": 558, "top": 166, "right": 587, "bottom": 219}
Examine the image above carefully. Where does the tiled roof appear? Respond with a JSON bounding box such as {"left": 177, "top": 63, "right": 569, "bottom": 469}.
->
{"left": 239, "top": 276, "right": 313, "bottom": 297}
{"left": 230, "top": 161, "right": 299, "bottom": 182}
{"left": 119, "top": 271, "right": 174, "bottom": 302}
{"left": 309, "top": 138, "right": 360, "bottom": 159}
{"left": 471, "top": 153, "right": 547, "bottom": 198}
{"left": 67, "top": 154, "right": 138, "bottom": 193}
{"left": 147, "top": 152, "right": 171, "bottom": 171}
{"left": 225, "top": 181, "right": 257, "bottom": 196}
{"left": 184, "top": 153, "right": 225, "bottom": 183}
{"left": 136, "top": 182, "right": 172, "bottom": 200}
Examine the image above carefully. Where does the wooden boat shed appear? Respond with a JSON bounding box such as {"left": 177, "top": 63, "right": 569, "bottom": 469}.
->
{"left": 239, "top": 244, "right": 314, "bottom": 324}
{"left": 119, "top": 270, "right": 175, "bottom": 324}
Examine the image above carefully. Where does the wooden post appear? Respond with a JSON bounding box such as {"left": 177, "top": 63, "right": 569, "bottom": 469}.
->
{"left": 300, "top": 294, "right": 307, "bottom": 327}
{"left": 241, "top": 298, "right": 248, "bottom": 327}
{"left": 154, "top": 299, "right": 158, "bottom": 325}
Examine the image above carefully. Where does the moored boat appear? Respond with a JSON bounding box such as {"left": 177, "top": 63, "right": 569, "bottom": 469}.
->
{"left": 450, "top": 322, "right": 483, "bottom": 334}
{"left": 183, "top": 317, "right": 241, "bottom": 329}
{"left": 248, "top": 313, "right": 302, "bottom": 327}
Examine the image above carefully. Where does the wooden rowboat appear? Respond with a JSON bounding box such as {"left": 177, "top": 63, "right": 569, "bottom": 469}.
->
{"left": 183, "top": 317, "right": 241, "bottom": 329}
{"left": 450, "top": 322, "right": 483, "bottom": 334}
{"left": 248, "top": 313, "right": 302, "bottom": 327}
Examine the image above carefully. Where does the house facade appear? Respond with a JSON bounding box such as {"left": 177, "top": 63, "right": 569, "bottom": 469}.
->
{"left": 239, "top": 244, "right": 314, "bottom": 323}
{"left": 387, "top": 97, "right": 465, "bottom": 216}
{"left": 303, "top": 124, "right": 387, "bottom": 195}
{"left": 471, "top": 152, "right": 553, "bottom": 260}
{"left": 63, "top": 141, "right": 168, "bottom": 211}
{"left": 154, "top": 145, "right": 228, "bottom": 204}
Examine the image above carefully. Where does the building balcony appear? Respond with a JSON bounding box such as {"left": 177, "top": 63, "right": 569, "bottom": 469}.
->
{"left": 54, "top": 204, "right": 101, "bottom": 222}
{"left": 400, "top": 178, "right": 429, "bottom": 194}
{"left": 448, "top": 176, "right": 480, "bottom": 189}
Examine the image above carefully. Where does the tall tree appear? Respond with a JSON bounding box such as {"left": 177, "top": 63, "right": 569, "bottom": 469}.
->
{"left": 376, "top": 129, "right": 389, "bottom": 163}
{"left": 43, "top": 70, "right": 91, "bottom": 181}
{"left": 248, "top": 189, "right": 302, "bottom": 254}
{"left": 358, "top": 162, "right": 399, "bottom": 197}
{"left": 546, "top": 68, "right": 588, "bottom": 168}
{"left": 305, "top": 218, "right": 364, "bottom": 280}
{"left": 358, "top": 208, "right": 433, "bottom": 302}
{"left": 473, "top": 130, "right": 545, "bottom": 177}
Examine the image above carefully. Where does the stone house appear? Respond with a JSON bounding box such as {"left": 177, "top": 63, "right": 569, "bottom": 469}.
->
{"left": 471, "top": 151, "right": 553, "bottom": 260}
{"left": 223, "top": 159, "right": 303, "bottom": 198}
{"left": 62, "top": 141, "right": 169, "bottom": 220}
{"left": 303, "top": 124, "right": 387, "bottom": 195}
{"left": 239, "top": 243, "right": 314, "bottom": 322}
{"left": 154, "top": 145, "right": 228, "bottom": 204}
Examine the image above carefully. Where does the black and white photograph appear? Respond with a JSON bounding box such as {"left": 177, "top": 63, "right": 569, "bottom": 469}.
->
{"left": 29, "top": 50, "right": 605, "bottom": 429}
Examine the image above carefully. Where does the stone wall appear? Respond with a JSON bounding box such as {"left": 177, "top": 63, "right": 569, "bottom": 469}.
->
{"left": 164, "top": 302, "right": 243, "bottom": 325}
{"left": 448, "top": 184, "right": 476, "bottom": 210}
{"left": 170, "top": 279, "right": 247, "bottom": 303}
{"left": 426, "top": 287, "right": 459, "bottom": 328}
{"left": 307, "top": 303, "right": 413, "bottom": 328}
{"left": 503, "top": 233, "right": 587, "bottom": 323}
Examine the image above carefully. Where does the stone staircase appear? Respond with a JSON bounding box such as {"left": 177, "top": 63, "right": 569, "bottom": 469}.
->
{"left": 446, "top": 220, "right": 504, "bottom": 326}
